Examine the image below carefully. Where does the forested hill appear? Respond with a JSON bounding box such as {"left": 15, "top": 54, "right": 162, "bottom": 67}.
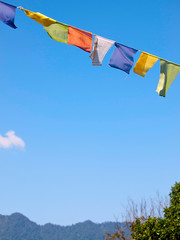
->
{"left": 0, "top": 213, "right": 125, "bottom": 240}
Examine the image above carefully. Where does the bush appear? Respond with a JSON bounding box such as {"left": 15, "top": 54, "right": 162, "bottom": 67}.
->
{"left": 105, "top": 182, "right": 180, "bottom": 240}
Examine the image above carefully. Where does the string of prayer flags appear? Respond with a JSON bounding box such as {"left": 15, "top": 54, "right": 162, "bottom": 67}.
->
{"left": 44, "top": 23, "right": 69, "bottom": 43}
{"left": 1, "top": 1, "right": 180, "bottom": 97}
{"left": 68, "top": 26, "right": 93, "bottom": 53}
{"left": 109, "top": 42, "right": 137, "bottom": 74}
{"left": 20, "top": 8, "right": 56, "bottom": 27}
{"left": 90, "top": 35, "right": 115, "bottom": 66}
{"left": 133, "top": 52, "right": 159, "bottom": 77}
{"left": 156, "top": 60, "right": 180, "bottom": 97}
{"left": 0, "top": 1, "right": 17, "bottom": 28}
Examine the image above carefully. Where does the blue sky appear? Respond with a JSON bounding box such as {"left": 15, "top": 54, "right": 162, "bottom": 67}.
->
{"left": 0, "top": 0, "right": 180, "bottom": 225}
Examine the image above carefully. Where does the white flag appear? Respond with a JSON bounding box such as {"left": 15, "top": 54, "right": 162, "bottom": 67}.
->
{"left": 90, "top": 35, "right": 115, "bottom": 66}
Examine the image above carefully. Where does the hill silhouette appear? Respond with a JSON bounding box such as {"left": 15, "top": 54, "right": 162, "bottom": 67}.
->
{"left": 0, "top": 213, "right": 127, "bottom": 240}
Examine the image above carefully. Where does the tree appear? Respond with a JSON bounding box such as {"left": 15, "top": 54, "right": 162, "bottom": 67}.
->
{"left": 105, "top": 182, "right": 180, "bottom": 240}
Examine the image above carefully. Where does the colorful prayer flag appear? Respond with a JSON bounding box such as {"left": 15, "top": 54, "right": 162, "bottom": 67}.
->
{"left": 109, "top": 42, "right": 137, "bottom": 74}
{"left": 68, "top": 26, "right": 93, "bottom": 53}
{"left": 90, "top": 35, "right": 115, "bottom": 66}
{"left": 44, "top": 23, "right": 68, "bottom": 43}
{"left": 156, "top": 60, "right": 180, "bottom": 97}
{"left": 133, "top": 52, "right": 158, "bottom": 77}
{"left": 20, "top": 8, "right": 56, "bottom": 27}
{"left": 0, "top": 1, "right": 17, "bottom": 28}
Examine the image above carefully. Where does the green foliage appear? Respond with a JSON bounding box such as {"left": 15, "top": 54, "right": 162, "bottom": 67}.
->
{"left": 131, "top": 182, "right": 180, "bottom": 240}
{"left": 105, "top": 182, "right": 180, "bottom": 240}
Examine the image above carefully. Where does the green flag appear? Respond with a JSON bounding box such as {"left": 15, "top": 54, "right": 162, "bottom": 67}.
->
{"left": 44, "top": 23, "right": 68, "bottom": 43}
{"left": 156, "top": 60, "right": 180, "bottom": 97}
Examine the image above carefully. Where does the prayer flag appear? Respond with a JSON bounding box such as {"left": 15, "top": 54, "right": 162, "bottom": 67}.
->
{"left": 109, "top": 42, "right": 137, "bottom": 74}
{"left": 20, "top": 8, "right": 56, "bottom": 27}
{"left": 44, "top": 23, "right": 68, "bottom": 43}
{"left": 68, "top": 26, "right": 93, "bottom": 53}
{"left": 156, "top": 60, "right": 180, "bottom": 97}
{"left": 0, "top": 1, "right": 17, "bottom": 28}
{"left": 90, "top": 35, "right": 115, "bottom": 66}
{"left": 133, "top": 52, "right": 158, "bottom": 77}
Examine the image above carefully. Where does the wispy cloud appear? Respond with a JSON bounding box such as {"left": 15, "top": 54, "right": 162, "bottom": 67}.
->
{"left": 0, "top": 131, "right": 25, "bottom": 149}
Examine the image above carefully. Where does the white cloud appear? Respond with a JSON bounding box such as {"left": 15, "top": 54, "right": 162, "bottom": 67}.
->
{"left": 0, "top": 131, "right": 25, "bottom": 149}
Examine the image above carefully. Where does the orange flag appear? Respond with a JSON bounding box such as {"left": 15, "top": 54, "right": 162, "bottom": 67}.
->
{"left": 68, "top": 26, "right": 93, "bottom": 53}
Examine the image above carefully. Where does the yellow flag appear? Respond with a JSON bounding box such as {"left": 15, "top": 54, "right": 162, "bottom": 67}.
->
{"left": 20, "top": 8, "right": 56, "bottom": 27}
{"left": 156, "top": 60, "right": 180, "bottom": 97}
{"left": 133, "top": 52, "right": 158, "bottom": 77}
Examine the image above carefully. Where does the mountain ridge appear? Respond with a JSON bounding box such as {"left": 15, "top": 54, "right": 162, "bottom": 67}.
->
{"left": 0, "top": 212, "right": 127, "bottom": 240}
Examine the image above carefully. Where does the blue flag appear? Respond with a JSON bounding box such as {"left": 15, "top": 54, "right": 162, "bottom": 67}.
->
{"left": 0, "top": 1, "right": 17, "bottom": 28}
{"left": 109, "top": 42, "right": 137, "bottom": 74}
